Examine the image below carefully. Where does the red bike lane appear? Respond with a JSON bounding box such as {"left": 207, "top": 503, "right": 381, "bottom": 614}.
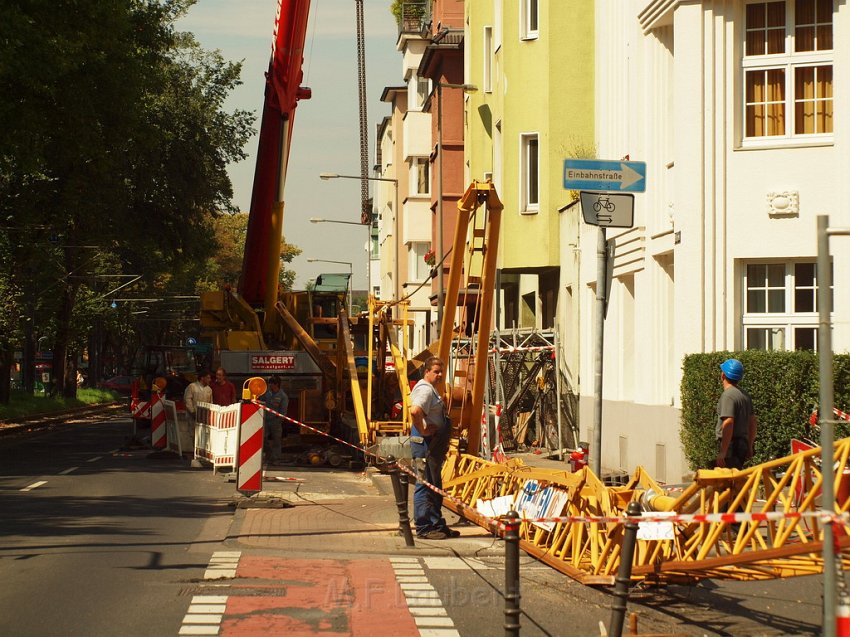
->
{"left": 219, "top": 556, "right": 419, "bottom": 636}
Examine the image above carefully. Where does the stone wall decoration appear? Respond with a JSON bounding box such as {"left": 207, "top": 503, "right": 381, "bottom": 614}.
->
{"left": 767, "top": 191, "right": 799, "bottom": 218}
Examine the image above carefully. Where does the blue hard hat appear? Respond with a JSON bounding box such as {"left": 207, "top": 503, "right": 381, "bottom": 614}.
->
{"left": 719, "top": 358, "right": 744, "bottom": 382}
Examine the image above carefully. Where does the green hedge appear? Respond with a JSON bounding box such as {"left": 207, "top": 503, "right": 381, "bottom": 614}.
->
{"left": 680, "top": 351, "right": 850, "bottom": 470}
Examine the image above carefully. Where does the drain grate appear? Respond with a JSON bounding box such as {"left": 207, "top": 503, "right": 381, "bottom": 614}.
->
{"left": 179, "top": 585, "right": 285, "bottom": 597}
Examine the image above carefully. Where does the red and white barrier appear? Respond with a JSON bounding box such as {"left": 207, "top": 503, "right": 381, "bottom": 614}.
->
{"left": 150, "top": 393, "right": 166, "bottom": 449}
{"left": 132, "top": 398, "right": 151, "bottom": 420}
{"left": 236, "top": 402, "right": 264, "bottom": 495}
{"left": 838, "top": 596, "right": 850, "bottom": 637}
{"left": 194, "top": 403, "right": 240, "bottom": 472}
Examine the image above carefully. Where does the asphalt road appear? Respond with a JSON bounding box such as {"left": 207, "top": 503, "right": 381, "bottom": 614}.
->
{"left": 0, "top": 412, "right": 832, "bottom": 636}
{"left": 0, "top": 414, "right": 234, "bottom": 637}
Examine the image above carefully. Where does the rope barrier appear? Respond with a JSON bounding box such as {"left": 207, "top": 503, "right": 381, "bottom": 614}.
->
{"left": 250, "top": 400, "right": 850, "bottom": 532}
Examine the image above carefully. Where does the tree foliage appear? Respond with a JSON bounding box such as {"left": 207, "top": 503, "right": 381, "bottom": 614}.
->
{"left": 680, "top": 350, "right": 850, "bottom": 470}
{"left": 0, "top": 0, "right": 255, "bottom": 400}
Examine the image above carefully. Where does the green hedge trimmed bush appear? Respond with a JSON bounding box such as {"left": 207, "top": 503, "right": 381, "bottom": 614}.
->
{"left": 680, "top": 350, "right": 850, "bottom": 471}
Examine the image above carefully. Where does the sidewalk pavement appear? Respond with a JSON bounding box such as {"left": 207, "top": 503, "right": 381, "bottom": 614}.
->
{"left": 227, "top": 464, "right": 505, "bottom": 558}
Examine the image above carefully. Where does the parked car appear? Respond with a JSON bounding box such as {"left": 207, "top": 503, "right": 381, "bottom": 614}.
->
{"left": 98, "top": 375, "right": 133, "bottom": 395}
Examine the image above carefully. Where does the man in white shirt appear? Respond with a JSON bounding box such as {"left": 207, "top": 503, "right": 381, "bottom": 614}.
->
{"left": 184, "top": 369, "right": 213, "bottom": 424}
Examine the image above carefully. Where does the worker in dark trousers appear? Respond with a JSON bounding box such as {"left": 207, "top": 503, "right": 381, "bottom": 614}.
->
{"left": 716, "top": 358, "right": 758, "bottom": 469}
{"left": 409, "top": 356, "right": 459, "bottom": 540}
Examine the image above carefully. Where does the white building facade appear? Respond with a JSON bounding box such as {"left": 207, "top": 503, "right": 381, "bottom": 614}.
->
{"left": 375, "top": 27, "right": 436, "bottom": 354}
{"left": 577, "top": 0, "right": 850, "bottom": 482}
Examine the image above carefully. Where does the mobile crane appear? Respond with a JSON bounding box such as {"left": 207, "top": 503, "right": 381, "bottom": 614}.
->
{"left": 197, "top": 0, "right": 416, "bottom": 462}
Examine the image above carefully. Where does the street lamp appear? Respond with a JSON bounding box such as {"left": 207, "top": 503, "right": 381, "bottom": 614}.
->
{"left": 318, "top": 172, "right": 400, "bottom": 302}
{"left": 307, "top": 258, "right": 354, "bottom": 315}
{"left": 434, "top": 82, "right": 477, "bottom": 338}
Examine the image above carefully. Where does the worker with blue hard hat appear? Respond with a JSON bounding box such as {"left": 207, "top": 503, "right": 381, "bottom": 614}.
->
{"left": 716, "top": 358, "right": 758, "bottom": 469}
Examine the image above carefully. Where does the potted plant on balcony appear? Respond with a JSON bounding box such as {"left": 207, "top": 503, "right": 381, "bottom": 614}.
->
{"left": 390, "top": 0, "right": 426, "bottom": 31}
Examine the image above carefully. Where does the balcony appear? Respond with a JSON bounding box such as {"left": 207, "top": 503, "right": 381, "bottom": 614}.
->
{"left": 393, "top": 0, "right": 430, "bottom": 36}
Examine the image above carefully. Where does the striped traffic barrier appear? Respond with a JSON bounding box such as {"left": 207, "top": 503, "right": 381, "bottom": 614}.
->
{"left": 236, "top": 401, "right": 264, "bottom": 495}
{"left": 150, "top": 393, "right": 166, "bottom": 449}
{"left": 132, "top": 398, "right": 150, "bottom": 420}
{"left": 838, "top": 595, "right": 850, "bottom": 637}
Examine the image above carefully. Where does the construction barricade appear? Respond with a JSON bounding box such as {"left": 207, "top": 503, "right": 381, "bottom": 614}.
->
{"left": 193, "top": 402, "right": 240, "bottom": 473}
{"left": 162, "top": 399, "right": 180, "bottom": 455}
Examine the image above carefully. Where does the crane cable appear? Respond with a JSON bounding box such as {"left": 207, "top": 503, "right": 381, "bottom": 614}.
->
{"left": 355, "top": 0, "right": 370, "bottom": 225}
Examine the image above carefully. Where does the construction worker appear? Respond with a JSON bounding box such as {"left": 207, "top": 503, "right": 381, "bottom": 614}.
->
{"left": 211, "top": 367, "right": 237, "bottom": 406}
{"left": 260, "top": 375, "right": 288, "bottom": 465}
{"left": 184, "top": 369, "right": 213, "bottom": 425}
{"left": 716, "top": 358, "right": 758, "bottom": 469}
{"left": 409, "top": 356, "right": 459, "bottom": 540}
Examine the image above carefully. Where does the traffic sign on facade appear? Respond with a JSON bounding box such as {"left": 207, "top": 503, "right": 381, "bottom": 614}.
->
{"left": 579, "top": 192, "right": 635, "bottom": 228}
{"left": 563, "top": 159, "right": 647, "bottom": 192}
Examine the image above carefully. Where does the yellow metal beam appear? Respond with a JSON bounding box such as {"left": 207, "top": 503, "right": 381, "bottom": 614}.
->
{"left": 442, "top": 439, "right": 850, "bottom": 584}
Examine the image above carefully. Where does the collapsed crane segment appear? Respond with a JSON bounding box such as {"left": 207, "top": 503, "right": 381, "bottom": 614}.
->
{"left": 441, "top": 431, "right": 850, "bottom": 585}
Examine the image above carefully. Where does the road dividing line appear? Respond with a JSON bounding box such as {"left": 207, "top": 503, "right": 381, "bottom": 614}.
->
{"left": 86, "top": 456, "right": 103, "bottom": 463}
{"left": 390, "top": 557, "right": 460, "bottom": 636}
{"left": 20, "top": 481, "right": 47, "bottom": 492}
{"left": 58, "top": 467, "right": 78, "bottom": 475}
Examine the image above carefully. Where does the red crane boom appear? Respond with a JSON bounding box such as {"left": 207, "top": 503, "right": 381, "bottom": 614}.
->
{"left": 239, "top": 0, "right": 312, "bottom": 310}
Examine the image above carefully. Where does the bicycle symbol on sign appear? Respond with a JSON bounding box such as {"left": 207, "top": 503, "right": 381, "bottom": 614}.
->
{"left": 591, "top": 195, "right": 616, "bottom": 224}
{"left": 592, "top": 195, "right": 616, "bottom": 213}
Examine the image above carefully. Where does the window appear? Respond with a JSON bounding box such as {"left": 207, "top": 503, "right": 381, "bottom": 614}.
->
{"left": 521, "top": 0, "right": 539, "bottom": 40}
{"left": 410, "top": 158, "right": 429, "bottom": 195}
{"left": 409, "top": 242, "right": 431, "bottom": 282}
{"left": 409, "top": 74, "right": 430, "bottom": 111}
{"left": 743, "top": 0, "right": 833, "bottom": 142}
{"left": 483, "top": 26, "right": 493, "bottom": 93}
{"left": 520, "top": 133, "right": 539, "bottom": 213}
{"left": 742, "top": 261, "right": 832, "bottom": 350}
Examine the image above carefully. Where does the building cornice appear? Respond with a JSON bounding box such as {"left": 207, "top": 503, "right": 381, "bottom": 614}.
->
{"left": 638, "top": 0, "right": 697, "bottom": 33}
{"left": 418, "top": 28, "right": 464, "bottom": 78}
{"left": 380, "top": 85, "right": 407, "bottom": 103}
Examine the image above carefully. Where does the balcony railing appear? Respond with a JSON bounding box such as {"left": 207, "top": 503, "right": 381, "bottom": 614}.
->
{"left": 394, "top": 0, "right": 430, "bottom": 36}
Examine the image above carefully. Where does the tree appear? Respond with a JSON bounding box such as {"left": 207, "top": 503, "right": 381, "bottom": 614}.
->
{"left": 0, "top": 0, "right": 254, "bottom": 398}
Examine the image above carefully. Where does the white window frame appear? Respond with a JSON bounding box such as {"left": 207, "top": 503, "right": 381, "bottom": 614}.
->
{"left": 519, "top": 133, "right": 539, "bottom": 214}
{"left": 409, "top": 241, "right": 431, "bottom": 282}
{"left": 409, "top": 157, "right": 430, "bottom": 196}
{"left": 741, "top": 260, "right": 830, "bottom": 350}
{"left": 520, "top": 0, "right": 539, "bottom": 40}
{"left": 408, "top": 74, "right": 430, "bottom": 111}
{"left": 483, "top": 26, "right": 493, "bottom": 93}
{"left": 741, "top": 0, "right": 834, "bottom": 147}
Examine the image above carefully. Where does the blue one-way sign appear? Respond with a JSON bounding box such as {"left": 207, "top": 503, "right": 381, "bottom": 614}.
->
{"left": 563, "top": 159, "right": 647, "bottom": 193}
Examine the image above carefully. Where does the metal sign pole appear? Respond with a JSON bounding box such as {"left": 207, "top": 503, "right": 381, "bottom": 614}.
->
{"left": 591, "top": 226, "right": 607, "bottom": 477}
{"left": 819, "top": 214, "right": 836, "bottom": 637}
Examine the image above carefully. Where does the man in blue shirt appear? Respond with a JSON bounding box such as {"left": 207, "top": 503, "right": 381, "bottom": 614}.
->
{"left": 409, "top": 356, "right": 458, "bottom": 540}
{"left": 261, "top": 375, "right": 288, "bottom": 465}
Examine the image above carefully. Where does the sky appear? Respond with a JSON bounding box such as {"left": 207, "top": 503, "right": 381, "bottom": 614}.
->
{"left": 178, "top": 0, "right": 402, "bottom": 289}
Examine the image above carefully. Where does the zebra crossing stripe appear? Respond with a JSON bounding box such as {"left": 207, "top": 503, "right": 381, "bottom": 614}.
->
{"left": 204, "top": 551, "right": 240, "bottom": 580}
{"left": 179, "top": 595, "right": 227, "bottom": 636}
{"left": 390, "top": 558, "right": 459, "bottom": 636}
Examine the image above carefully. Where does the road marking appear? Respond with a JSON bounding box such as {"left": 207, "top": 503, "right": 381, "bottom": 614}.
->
{"left": 423, "top": 556, "right": 493, "bottom": 570}
{"left": 58, "top": 467, "right": 78, "bottom": 475}
{"left": 204, "top": 551, "right": 239, "bottom": 580}
{"left": 20, "top": 481, "right": 47, "bottom": 492}
{"left": 391, "top": 558, "right": 459, "bottom": 636}
{"left": 86, "top": 456, "right": 103, "bottom": 463}
{"left": 179, "top": 592, "right": 228, "bottom": 635}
